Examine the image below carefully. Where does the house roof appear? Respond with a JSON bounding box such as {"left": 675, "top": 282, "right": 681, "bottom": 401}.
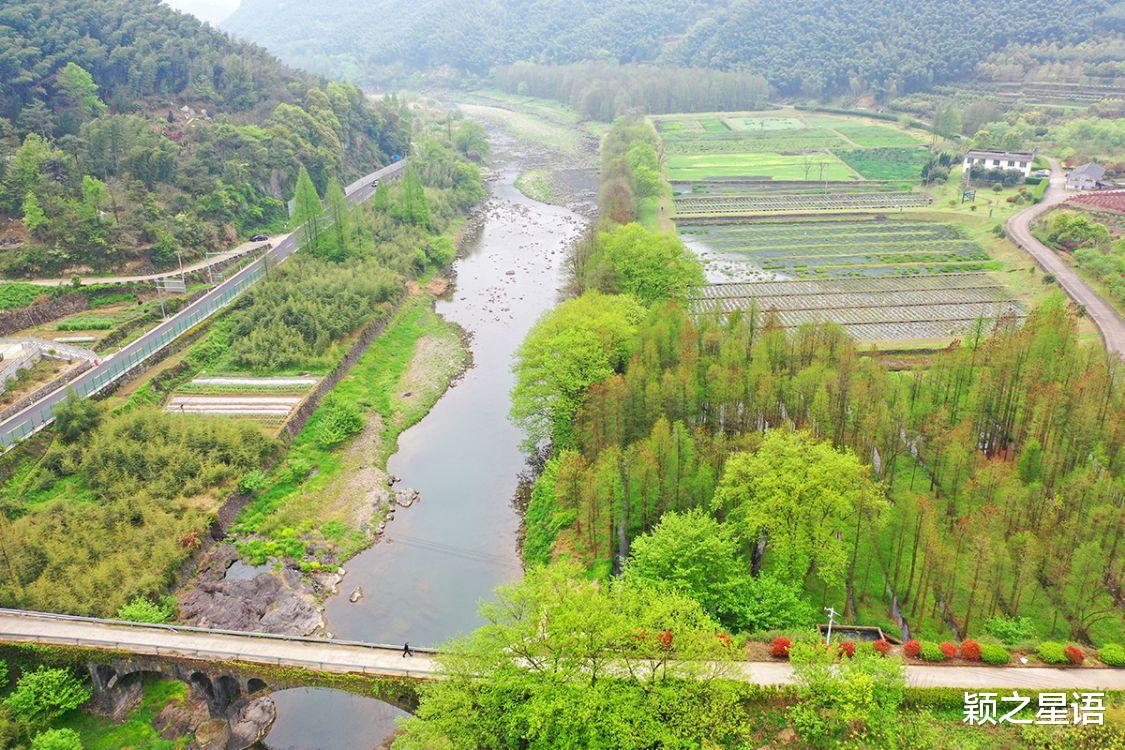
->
{"left": 1068, "top": 162, "right": 1106, "bottom": 181}
{"left": 965, "top": 149, "right": 1035, "bottom": 162}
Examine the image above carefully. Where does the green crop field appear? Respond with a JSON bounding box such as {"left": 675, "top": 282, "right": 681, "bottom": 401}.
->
{"left": 833, "top": 147, "right": 931, "bottom": 180}
{"left": 656, "top": 110, "right": 933, "bottom": 200}
{"left": 667, "top": 152, "right": 856, "bottom": 181}
{"left": 0, "top": 282, "right": 46, "bottom": 310}
{"left": 723, "top": 116, "right": 804, "bottom": 131}
{"left": 829, "top": 122, "right": 926, "bottom": 147}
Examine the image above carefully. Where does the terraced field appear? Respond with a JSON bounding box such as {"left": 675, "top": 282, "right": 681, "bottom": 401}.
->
{"left": 681, "top": 220, "right": 1019, "bottom": 343}
{"left": 682, "top": 220, "right": 996, "bottom": 278}
{"left": 690, "top": 273, "right": 1022, "bottom": 342}
{"left": 167, "top": 375, "right": 319, "bottom": 428}
{"left": 674, "top": 191, "right": 931, "bottom": 216}
{"left": 655, "top": 110, "right": 931, "bottom": 212}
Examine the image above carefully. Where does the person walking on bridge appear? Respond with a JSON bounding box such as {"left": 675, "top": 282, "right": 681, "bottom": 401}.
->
{"left": 402, "top": 642, "right": 414, "bottom": 658}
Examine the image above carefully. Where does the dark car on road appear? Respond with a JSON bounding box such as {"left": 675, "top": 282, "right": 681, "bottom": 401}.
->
{"left": 250, "top": 234, "right": 269, "bottom": 242}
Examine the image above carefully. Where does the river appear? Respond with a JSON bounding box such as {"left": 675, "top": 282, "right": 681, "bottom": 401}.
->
{"left": 263, "top": 131, "right": 591, "bottom": 749}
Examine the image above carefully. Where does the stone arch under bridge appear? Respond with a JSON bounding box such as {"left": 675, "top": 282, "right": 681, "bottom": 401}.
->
{"left": 84, "top": 652, "right": 419, "bottom": 720}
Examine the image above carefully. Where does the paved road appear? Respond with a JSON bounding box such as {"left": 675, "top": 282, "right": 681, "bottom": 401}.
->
{"left": 1, "top": 610, "right": 1122, "bottom": 690}
{"left": 2, "top": 235, "right": 289, "bottom": 287}
{"left": 0, "top": 160, "right": 407, "bottom": 449}
{"left": 1006, "top": 159, "right": 1125, "bottom": 358}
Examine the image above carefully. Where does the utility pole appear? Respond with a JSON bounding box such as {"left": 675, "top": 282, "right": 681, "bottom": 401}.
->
{"left": 825, "top": 606, "right": 839, "bottom": 644}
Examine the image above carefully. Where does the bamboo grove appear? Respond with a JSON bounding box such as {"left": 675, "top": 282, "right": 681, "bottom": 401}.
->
{"left": 527, "top": 297, "right": 1123, "bottom": 644}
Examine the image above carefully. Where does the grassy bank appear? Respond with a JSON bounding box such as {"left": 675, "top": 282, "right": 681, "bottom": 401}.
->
{"left": 233, "top": 296, "right": 470, "bottom": 564}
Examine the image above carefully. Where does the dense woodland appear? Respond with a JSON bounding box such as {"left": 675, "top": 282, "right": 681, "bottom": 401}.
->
{"left": 494, "top": 63, "right": 769, "bottom": 121}
{"left": 0, "top": 0, "right": 409, "bottom": 275}
{"left": 224, "top": 0, "right": 1116, "bottom": 99}
{"left": 515, "top": 119, "right": 1124, "bottom": 650}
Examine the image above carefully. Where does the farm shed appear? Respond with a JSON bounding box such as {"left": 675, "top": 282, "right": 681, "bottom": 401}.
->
{"left": 1066, "top": 162, "right": 1112, "bottom": 191}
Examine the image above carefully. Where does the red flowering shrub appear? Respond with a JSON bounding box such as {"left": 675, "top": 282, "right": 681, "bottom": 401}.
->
{"left": 960, "top": 640, "right": 982, "bottom": 661}
{"left": 769, "top": 637, "right": 792, "bottom": 659}
{"left": 873, "top": 639, "right": 892, "bottom": 656}
{"left": 716, "top": 633, "right": 733, "bottom": 647}
{"left": 839, "top": 641, "right": 856, "bottom": 658}
{"left": 1064, "top": 645, "right": 1085, "bottom": 665}
{"left": 939, "top": 642, "right": 958, "bottom": 659}
{"left": 657, "top": 630, "right": 673, "bottom": 649}
{"left": 903, "top": 640, "right": 921, "bottom": 659}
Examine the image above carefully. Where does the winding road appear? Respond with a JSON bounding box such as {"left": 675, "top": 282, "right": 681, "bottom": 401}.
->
{"left": 0, "top": 609, "right": 1122, "bottom": 690}
{"left": 1006, "top": 159, "right": 1125, "bottom": 358}
{"left": 0, "top": 160, "right": 406, "bottom": 449}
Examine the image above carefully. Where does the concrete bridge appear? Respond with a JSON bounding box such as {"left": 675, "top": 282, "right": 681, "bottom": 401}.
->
{"left": 2, "top": 608, "right": 1124, "bottom": 699}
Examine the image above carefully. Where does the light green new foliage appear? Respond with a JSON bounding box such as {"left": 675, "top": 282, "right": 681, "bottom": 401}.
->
{"left": 4, "top": 667, "right": 91, "bottom": 728}
{"left": 115, "top": 597, "right": 173, "bottom": 623}
{"left": 291, "top": 165, "right": 325, "bottom": 253}
{"left": 511, "top": 291, "right": 646, "bottom": 447}
{"left": 788, "top": 642, "right": 907, "bottom": 749}
{"left": 713, "top": 430, "right": 886, "bottom": 589}
{"left": 395, "top": 562, "right": 751, "bottom": 750}
{"left": 587, "top": 223, "right": 704, "bottom": 303}
{"left": 323, "top": 178, "right": 351, "bottom": 261}
{"left": 624, "top": 508, "right": 814, "bottom": 633}
{"left": 32, "top": 728, "right": 84, "bottom": 750}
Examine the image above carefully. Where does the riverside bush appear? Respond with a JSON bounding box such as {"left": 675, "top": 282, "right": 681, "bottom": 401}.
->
{"left": 939, "top": 642, "right": 957, "bottom": 659}
{"left": 903, "top": 640, "right": 921, "bottom": 659}
{"left": 1064, "top": 645, "right": 1085, "bottom": 665}
{"left": 960, "top": 640, "right": 982, "bottom": 661}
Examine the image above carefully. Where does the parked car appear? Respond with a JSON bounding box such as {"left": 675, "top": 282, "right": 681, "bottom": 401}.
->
{"left": 1033, "top": 169, "right": 1051, "bottom": 178}
{"left": 250, "top": 234, "right": 269, "bottom": 242}
{"left": 370, "top": 179, "right": 380, "bottom": 188}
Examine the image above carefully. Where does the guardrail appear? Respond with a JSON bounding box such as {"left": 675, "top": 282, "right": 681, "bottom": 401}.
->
{"left": 6, "top": 632, "right": 435, "bottom": 680}
{"left": 0, "top": 607, "right": 436, "bottom": 654}
{"left": 0, "top": 160, "right": 407, "bottom": 450}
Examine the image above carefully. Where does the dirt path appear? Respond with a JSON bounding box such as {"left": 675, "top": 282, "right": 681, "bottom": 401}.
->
{"left": 1006, "top": 159, "right": 1125, "bottom": 358}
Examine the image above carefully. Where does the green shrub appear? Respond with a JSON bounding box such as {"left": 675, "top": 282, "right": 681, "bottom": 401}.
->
{"left": 983, "top": 615, "right": 1036, "bottom": 645}
{"left": 919, "top": 642, "right": 946, "bottom": 662}
{"left": 3, "top": 667, "right": 90, "bottom": 727}
{"left": 116, "top": 596, "right": 174, "bottom": 623}
{"left": 980, "top": 644, "right": 1010, "bottom": 665}
{"left": 314, "top": 398, "right": 365, "bottom": 448}
{"left": 240, "top": 469, "right": 269, "bottom": 494}
{"left": 32, "top": 728, "right": 83, "bottom": 750}
{"left": 1037, "top": 642, "right": 1069, "bottom": 665}
{"left": 1098, "top": 644, "right": 1125, "bottom": 667}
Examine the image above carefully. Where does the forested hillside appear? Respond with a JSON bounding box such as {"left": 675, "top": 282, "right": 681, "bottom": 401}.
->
{"left": 223, "top": 0, "right": 1116, "bottom": 97}
{"left": 0, "top": 0, "right": 409, "bottom": 275}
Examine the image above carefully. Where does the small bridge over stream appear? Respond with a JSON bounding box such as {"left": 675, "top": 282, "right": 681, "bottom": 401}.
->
{"left": 0, "top": 608, "right": 1122, "bottom": 721}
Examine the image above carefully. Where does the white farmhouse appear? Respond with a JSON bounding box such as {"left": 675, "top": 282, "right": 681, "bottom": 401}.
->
{"left": 963, "top": 149, "right": 1035, "bottom": 178}
{"left": 1066, "top": 162, "right": 1110, "bottom": 191}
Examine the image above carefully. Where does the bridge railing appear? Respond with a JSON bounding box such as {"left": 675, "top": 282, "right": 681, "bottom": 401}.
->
{"left": 0, "top": 608, "right": 438, "bottom": 655}
{"left": 5, "top": 629, "right": 436, "bottom": 679}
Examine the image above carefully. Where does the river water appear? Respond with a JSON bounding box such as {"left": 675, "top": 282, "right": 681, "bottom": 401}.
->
{"left": 263, "top": 135, "right": 589, "bottom": 749}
